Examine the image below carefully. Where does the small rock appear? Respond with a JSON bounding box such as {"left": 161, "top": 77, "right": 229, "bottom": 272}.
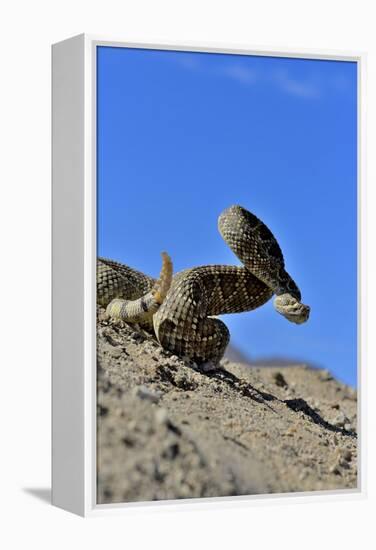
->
{"left": 320, "top": 370, "right": 334, "bottom": 381}
{"left": 154, "top": 408, "right": 169, "bottom": 425}
{"left": 332, "top": 411, "right": 349, "bottom": 427}
{"left": 122, "top": 435, "right": 135, "bottom": 448}
{"left": 106, "top": 345, "right": 123, "bottom": 358}
{"left": 97, "top": 404, "right": 109, "bottom": 417}
{"left": 100, "top": 329, "right": 121, "bottom": 347}
{"left": 162, "top": 442, "right": 180, "bottom": 460}
{"left": 339, "top": 459, "right": 350, "bottom": 470}
{"left": 98, "top": 310, "right": 110, "bottom": 322}
{"left": 130, "top": 331, "right": 143, "bottom": 342}
{"left": 284, "top": 425, "right": 297, "bottom": 437}
{"left": 347, "top": 387, "right": 357, "bottom": 399}
{"left": 339, "top": 449, "right": 353, "bottom": 462}
{"left": 273, "top": 372, "right": 288, "bottom": 388}
{"left": 329, "top": 464, "right": 341, "bottom": 475}
{"left": 133, "top": 385, "right": 162, "bottom": 404}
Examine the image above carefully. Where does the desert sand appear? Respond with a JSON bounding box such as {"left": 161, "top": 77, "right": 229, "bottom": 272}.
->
{"left": 97, "top": 309, "right": 357, "bottom": 504}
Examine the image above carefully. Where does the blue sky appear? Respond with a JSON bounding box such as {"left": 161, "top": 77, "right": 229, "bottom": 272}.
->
{"left": 97, "top": 46, "right": 357, "bottom": 387}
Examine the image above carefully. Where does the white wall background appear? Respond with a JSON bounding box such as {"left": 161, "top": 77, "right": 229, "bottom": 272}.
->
{"left": 0, "top": 0, "right": 375, "bottom": 547}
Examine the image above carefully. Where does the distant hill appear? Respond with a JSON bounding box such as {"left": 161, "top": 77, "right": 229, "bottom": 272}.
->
{"left": 224, "top": 344, "right": 318, "bottom": 370}
{"left": 223, "top": 344, "right": 251, "bottom": 364}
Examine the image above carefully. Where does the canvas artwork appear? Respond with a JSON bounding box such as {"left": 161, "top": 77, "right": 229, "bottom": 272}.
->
{"left": 95, "top": 46, "right": 358, "bottom": 504}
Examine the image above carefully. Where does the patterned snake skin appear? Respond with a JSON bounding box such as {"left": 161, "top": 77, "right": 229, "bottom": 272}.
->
{"left": 97, "top": 205, "right": 310, "bottom": 366}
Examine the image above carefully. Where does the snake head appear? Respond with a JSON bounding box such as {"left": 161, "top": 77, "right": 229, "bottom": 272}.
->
{"left": 274, "top": 293, "right": 310, "bottom": 324}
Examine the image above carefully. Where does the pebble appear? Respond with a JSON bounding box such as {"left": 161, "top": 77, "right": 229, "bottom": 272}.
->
{"left": 154, "top": 408, "right": 169, "bottom": 425}
{"left": 107, "top": 346, "right": 123, "bottom": 358}
{"left": 320, "top": 370, "right": 334, "bottom": 381}
{"left": 329, "top": 464, "right": 341, "bottom": 475}
{"left": 133, "top": 385, "right": 162, "bottom": 404}
{"left": 130, "top": 331, "right": 143, "bottom": 341}
{"left": 284, "top": 425, "right": 297, "bottom": 437}
{"left": 338, "top": 459, "right": 350, "bottom": 470}
{"left": 338, "top": 448, "right": 353, "bottom": 462}
{"left": 273, "top": 372, "right": 288, "bottom": 388}
{"left": 347, "top": 387, "right": 357, "bottom": 399}
{"left": 332, "top": 411, "right": 349, "bottom": 427}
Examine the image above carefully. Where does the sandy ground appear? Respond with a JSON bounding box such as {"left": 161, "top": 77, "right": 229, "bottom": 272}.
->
{"left": 96, "top": 309, "right": 357, "bottom": 504}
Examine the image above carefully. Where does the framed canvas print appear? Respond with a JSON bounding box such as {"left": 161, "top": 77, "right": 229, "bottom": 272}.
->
{"left": 52, "top": 34, "right": 365, "bottom": 516}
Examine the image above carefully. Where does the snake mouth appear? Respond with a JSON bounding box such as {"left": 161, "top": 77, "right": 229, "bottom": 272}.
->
{"left": 283, "top": 308, "right": 310, "bottom": 324}
{"left": 274, "top": 294, "right": 310, "bottom": 324}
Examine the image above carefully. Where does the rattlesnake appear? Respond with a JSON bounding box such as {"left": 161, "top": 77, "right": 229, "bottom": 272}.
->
{"left": 97, "top": 205, "right": 310, "bottom": 366}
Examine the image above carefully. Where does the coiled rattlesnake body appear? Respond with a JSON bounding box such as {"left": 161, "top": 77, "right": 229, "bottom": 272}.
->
{"left": 97, "top": 205, "right": 310, "bottom": 365}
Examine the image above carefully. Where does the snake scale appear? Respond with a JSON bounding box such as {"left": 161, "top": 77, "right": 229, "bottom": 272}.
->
{"left": 97, "top": 205, "right": 310, "bottom": 366}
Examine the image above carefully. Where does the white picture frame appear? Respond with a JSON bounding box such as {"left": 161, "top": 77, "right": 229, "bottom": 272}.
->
{"left": 52, "top": 33, "right": 366, "bottom": 517}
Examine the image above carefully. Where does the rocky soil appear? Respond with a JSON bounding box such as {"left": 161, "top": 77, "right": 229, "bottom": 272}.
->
{"left": 97, "top": 309, "right": 358, "bottom": 505}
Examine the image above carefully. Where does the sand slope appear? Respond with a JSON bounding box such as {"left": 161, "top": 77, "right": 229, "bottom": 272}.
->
{"left": 97, "top": 310, "right": 357, "bottom": 504}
